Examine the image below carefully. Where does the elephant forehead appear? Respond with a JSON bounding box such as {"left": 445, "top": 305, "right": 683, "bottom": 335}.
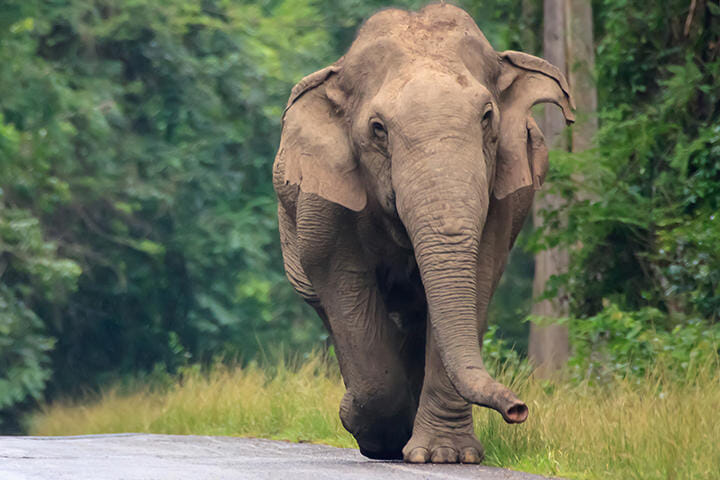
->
{"left": 360, "top": 4, "right": 476, "bottom": 36}
{"left": 355, "top": 3, "right": 491, "bottom": 53}
{"left": 342, "top": 4, "right": 498, "bottom": 92}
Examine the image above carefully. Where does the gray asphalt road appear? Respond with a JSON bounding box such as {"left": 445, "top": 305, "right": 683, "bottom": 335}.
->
{"left": 0, "top": 433, "right": 556, "bottom": 480}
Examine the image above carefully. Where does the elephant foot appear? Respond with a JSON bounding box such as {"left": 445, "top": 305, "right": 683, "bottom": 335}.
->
{"left": 402, "top": 426, "right": 484, "bottom": 464}
{"left": 401, "top": 388, "right": 483, "bottom": 464}
{"left": 340, "top": 390, "right": 414, "bottom": 460}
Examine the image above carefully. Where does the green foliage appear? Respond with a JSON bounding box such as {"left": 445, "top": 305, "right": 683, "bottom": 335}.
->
{"left": 0, "top": 286, "right": 55, "bottom": 417}
{"left": 482, "top": 324, "right": 527, "bottom": 373}
{"left": 0, "top": 208, "right": 78, "bottom": 429}
{"left": 1, "top": 0, "right": 338, "bottom": 426}
{"left": 559, "top": 303, "right": 720, "bottom": 382}
{"left": 534, "top": 0, "right": 720, "bottom": 327}
{"left": 488, "top": 222, "right": 534, "bottom": 354}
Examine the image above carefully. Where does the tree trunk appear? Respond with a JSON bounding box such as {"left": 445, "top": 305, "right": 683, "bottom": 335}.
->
{"left": 528, "top": 0, "right": 569, "bottom": 375}
{"left": 529, "top": 0, "right": 596, "bottom": 376}
{"left": 567, "top": 0, "right": 598, "bottom": 152}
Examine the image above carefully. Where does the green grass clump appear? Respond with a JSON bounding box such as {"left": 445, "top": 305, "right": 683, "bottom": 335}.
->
{"left": 473, "top": 361, "right": 720, "bottom": 479}
{"left": 31, "top": 355, "right": 720, "bottom": 480}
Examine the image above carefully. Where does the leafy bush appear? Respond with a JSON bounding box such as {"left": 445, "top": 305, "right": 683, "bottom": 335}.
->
{"left": 482, "top": 324, "right": 529, "bottom": 374}
{"left": 1, "top": 0, "right": 337, "bottom": 401}
{"left": 563, "top": 303, "right": 720, "bottom": 383}
{"left": 0, "top": 205, "right": 80, "bottom": 429}
{"left": 532, "top": 0, "right": 720, "bottom": 327}
{"left": 0, "top": 286, "right": 54, "bottom": 417}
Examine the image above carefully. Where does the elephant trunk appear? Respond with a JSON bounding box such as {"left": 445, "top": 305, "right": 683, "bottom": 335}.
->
{"left": 395, "top": 154, "right": 528, "bottom": 424}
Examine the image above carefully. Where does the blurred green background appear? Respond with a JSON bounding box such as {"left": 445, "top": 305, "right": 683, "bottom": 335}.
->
{"left": 1, "top": 0, "right": 718, "bottom": 433}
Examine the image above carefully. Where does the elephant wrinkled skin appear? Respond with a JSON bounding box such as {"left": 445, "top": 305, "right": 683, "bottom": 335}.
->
{"left": 272, "top": 3, "right": 574, "bottom": 464}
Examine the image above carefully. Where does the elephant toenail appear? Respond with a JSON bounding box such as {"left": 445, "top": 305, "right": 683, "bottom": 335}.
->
{"left": 406, "top": 447, "right": 430, "bottom": 463}
{"left": 431, "top": 446, "right": 458, "bottom": 463}
{"left": 460, "top": 447, "right": 483, "bottom": 464}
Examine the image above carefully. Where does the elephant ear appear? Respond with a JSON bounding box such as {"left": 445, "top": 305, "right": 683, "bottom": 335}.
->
{"left": 493, "top": 50, "right": 575, "bottom": 199}
{"left": 276, "top": 61, "right": 367, "bottom": 212}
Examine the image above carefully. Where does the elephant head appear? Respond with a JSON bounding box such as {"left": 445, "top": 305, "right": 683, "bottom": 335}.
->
{"left": 276, "top": 4, "right": 574, "bottom": 423}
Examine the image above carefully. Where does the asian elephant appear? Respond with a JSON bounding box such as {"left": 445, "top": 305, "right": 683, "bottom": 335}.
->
{"left": 272, "top": 3, "right": 574, "bottom": 464}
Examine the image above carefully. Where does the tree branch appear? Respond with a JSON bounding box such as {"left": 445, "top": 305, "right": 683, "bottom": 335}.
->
{"left": 684, "top": 0, "right": 698, "bottom": 36}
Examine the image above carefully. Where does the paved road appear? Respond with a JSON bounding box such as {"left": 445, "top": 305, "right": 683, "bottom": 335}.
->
{"left": 0, "top": 434, "right": 556, "bottom": 480}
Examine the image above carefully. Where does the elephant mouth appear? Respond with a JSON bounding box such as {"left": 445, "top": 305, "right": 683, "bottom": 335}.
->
{"left": 383, "top": 210, "right": 413, "bottom": 250}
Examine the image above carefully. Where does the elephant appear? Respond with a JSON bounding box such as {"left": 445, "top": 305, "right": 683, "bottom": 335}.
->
{"left": 272, "top": 3, "right": 574, "bottom": 464}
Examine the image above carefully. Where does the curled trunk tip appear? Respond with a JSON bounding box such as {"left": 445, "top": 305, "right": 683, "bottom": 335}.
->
{"left": 482, "top": 382, "right": 528, "bottom": 424}
{"left": 454, "top": 372, "right": 529, "bottom": 424}
{"left": 502, "top": 400, "right": 529, "bottom": 424}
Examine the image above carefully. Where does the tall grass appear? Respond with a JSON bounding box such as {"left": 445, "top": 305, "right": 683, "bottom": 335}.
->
{"left": 31, "top": 354, "right": 720, "bottom": 480}
{"left": 31, "top": 356, "right": 354, "bottom": 448}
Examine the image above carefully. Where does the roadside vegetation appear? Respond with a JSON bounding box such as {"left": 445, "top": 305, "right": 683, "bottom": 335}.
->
{"left": 32, "top": 323, "right": 720, "bottom": 480}
{"left": 32, "top": 356, "right": 351, "bottom": 448}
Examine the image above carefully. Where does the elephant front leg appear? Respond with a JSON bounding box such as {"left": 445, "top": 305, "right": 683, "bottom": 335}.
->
{"left": 404, "top": 213, "right": 509, "bottom": 464}
{"left": 296, "top": 195, "right": 419, "bottom": 460}
{"left": 314, "top": 272, "right": 419, "bottom": 459}
{"left": 403, "top": 320, "right": 484, "bottom": 464}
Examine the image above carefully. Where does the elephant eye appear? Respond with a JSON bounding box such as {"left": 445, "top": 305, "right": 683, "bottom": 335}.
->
{"left": 371, "top": 120, "right": 387, "bottom": 140}
{"left": 481, "top": 106, "right": 493, "bottom": 130}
